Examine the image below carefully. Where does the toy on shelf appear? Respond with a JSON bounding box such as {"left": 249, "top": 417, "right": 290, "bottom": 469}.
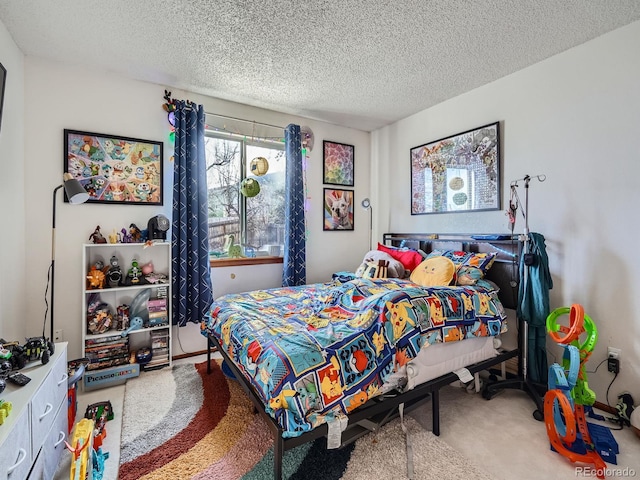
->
{"left": 124, "top": 259, "right": 143, "bottom": 286}
{"left": 120, "top": 227, "right": 133, "bottom": 244}
{"left": 544, "top": 304, "right": 612, "bottom": 478}
{"left": 86, "top": 294, "right": 115, "bottom": 335}
{"left": 129, "top": 223, "right": 142, "bottom": 242}
{"left": 108, "top": 229, "right": 119, "bottom": 244}
{"left": 89, "top": 226, "right": 108, "bottom": 244}
{"left": 106, "top": 255, "right": 122, "bottom": 288}
{"left": 87, "top": 263, "right": 107, "bottom": 290}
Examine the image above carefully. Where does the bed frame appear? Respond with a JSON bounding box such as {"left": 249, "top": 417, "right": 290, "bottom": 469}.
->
{"left": 205, "top": 233, "right": 526, "bottom": 480}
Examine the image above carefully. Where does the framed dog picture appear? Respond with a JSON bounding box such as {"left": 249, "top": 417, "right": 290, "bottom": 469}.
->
{"left": 323, "top": 188, "right": 354, "bottom": 231}
{"left": 64, "top": 129, "right": 163, "bottom": 205}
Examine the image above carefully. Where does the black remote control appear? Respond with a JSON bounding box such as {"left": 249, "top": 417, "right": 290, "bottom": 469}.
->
{"left": 7, "top": 372, "right": 31, "bottom": 386}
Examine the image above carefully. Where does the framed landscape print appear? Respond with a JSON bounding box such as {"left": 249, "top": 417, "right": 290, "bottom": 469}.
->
{"left": 410, "top": 122, "right": 500, "bottom": 215}
{"left": 323, "top": 140, "right": 354, "bottom": 186}
{"left": 64, "top": 129, "right": 163, "bottom": 205}
{"left": 323, "top": 188, "right": 354, "bottom": 231}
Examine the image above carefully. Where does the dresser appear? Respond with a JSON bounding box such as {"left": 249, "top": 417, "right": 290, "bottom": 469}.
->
{"left": 0, "top": 343, "right": 68, "bottom": 480}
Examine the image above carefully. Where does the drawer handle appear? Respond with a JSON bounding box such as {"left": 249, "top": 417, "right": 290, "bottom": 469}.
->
{"left": 7, "top": 448, "right": 27, "bottom": 474}
{"left": 58, "top": 373, "right": 69, "bottom": 386}
{"left": 54, "top": 431, "right": 66, "bottom": 447}
{"left": 39, "top": 403, "right": 53, "bottom": 420}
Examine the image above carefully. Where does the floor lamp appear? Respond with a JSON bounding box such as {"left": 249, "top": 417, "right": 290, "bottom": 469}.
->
{"left": 361, "top": 198, "right": 372, "bottom": 250}
{"left": 482, "top": 174, "right": 547, "bottom": 421}
{"left": 47, "top": 173, "right": 89, "bottom": 341}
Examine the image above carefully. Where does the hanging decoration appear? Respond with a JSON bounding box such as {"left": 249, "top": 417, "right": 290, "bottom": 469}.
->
{"left": 163, "top": 90, "right": 177, "bottom": 147}
{"left": 301, "top": 126, "right": 314, "bottom": 152}
{"left": 240, "top": 178, "right": 261, "bottom": 197}
{"left": 300, "top": 127, "right": 314, "bottom": 240}
{"left": 250, "top": 156, "right": 269, "bottom": 176}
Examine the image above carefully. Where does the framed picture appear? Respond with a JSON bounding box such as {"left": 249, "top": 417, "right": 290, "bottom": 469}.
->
{"left": 323, "top": 140, "right": 354, "bottom": 186}
{"left": 0, "top": 62, "right": 6, "bottom": 133}
{"left": 323, "top": 188, "right": 354, "bottom": 231}
{"left": 410, "top": 122, "right": 500, "bottom": 215}
{"left": 64, "top": 129, "right": 163, "bottom": 205}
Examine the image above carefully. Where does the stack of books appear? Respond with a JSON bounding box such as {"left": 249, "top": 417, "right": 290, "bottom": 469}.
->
{"left": 147, "top": 296, "right": 168, "bottom": 327}
{"left": 85, "top": 334, "right": 129, "bottom": 371}
{"left": 143, "top": 328, "right": 170, "bottom": 371}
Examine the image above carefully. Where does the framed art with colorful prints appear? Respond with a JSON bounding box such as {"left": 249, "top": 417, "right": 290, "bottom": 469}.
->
{"left": 410, "top": 122, "right": 500, "bottom": 215}
{"left": 323, "top": 188, "right": 354, "bottom": 231}
{"left": 323, "top": 140, "right": 354, "bottom": 186}
{"left": 64, "top": 129, "right": 163, "bottom": 205}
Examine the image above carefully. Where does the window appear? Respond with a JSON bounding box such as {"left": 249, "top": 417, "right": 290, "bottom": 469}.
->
{"left": 205, "top": 133, "right": 286, "bottom": 257}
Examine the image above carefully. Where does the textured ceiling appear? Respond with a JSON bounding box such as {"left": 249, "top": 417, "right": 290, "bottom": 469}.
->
{"left": 1, "top": 1, "right": 640, "bottom": 131}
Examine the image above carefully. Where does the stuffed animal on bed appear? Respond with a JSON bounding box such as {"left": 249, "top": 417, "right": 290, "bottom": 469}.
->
{"left": 355, "top": 250, "right": 406, "bottom": 278}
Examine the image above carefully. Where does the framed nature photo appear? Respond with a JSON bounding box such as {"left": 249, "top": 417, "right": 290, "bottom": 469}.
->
{"left": 410, "top": 122, "right": 500, "bottom": 215}
{"left": 323, "top": 188, "right": 354, "bottom": 231}
{"left": 323, "top": 140, "right": 354, "bottom": 186}
{"left": 64, "top": 129, "right": 163, "bottom": 205}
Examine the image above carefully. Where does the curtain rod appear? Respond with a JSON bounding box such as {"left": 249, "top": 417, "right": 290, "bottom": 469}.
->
{"left": 204, "top": 111, "right": 285, "bottom": 130}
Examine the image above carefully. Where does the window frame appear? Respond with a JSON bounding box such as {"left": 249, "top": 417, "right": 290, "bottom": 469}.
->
{"left": 204, "top": 130, "right": 285, "bottom": 265}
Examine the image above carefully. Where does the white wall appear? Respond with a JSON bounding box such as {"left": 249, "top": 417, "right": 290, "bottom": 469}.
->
{"left": 372, "top": 21, "right": 640, "bottom": 403}
{"left": 21, "top": 59, "right": 370, "bottom": 359}
{"left": 0, "top": 21, "right": 26, "bottom": 342}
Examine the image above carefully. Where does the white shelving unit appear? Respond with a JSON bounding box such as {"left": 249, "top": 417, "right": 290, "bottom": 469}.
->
{"left": 81, "top": 242, "right": 172, "bottom": 390}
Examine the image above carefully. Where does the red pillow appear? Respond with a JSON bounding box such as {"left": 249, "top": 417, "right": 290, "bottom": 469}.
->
{"left": 377, "top": 243, "right": 423, "bottom": 271}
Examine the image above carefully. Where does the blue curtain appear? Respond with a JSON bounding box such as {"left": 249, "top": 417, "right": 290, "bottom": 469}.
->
{"left": 282, "top": 124, "right": 306, "bottom": 286}
{"left": 171, "top": 101, "right": 213, "bottom": 326}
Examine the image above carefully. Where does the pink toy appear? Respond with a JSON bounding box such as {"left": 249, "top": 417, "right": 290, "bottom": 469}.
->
{"left": 141, "top": 261, "right": 154, "bottom": 275}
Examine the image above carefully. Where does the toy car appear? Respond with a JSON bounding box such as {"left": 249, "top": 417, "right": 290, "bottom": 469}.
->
{"left": 0, "top": 337, "right": 55, "bottom": 369}
{"left": 22, "top": 337, "right": 55, "bottom": 365}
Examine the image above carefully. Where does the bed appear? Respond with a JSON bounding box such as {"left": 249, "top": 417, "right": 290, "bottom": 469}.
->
{"left": 202, "top": 233, "right": 524, "bottom": 479}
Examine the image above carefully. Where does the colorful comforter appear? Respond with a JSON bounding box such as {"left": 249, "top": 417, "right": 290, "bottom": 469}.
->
{"left": 201, "top": 277, "right": 506, "bottom": 437}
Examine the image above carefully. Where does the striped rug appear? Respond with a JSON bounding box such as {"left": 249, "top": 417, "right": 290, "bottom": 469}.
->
{"left": 119, "top": 361, "right": 494, "bottom": 480}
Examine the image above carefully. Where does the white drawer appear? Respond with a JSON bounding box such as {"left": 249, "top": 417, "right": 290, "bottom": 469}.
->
{"left": 40, "top": 401, "right": 68, "bottom": 480}
{"left": 0, "top": 406, "right": 32, "bottom": 480}
{"left": 49, "top": 351, "right": 69, "bottom": 409}
{"left": 30, "top": 377, "right": 57, "bottom": 458}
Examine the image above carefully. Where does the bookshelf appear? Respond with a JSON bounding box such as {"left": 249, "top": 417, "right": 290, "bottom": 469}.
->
{"left": 81, "top": 242, "right": 172, "bottom": 390}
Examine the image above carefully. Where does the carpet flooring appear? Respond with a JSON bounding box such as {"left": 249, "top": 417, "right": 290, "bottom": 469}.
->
{"left": 119, "top": 361, "right": 495, "bottom": 480}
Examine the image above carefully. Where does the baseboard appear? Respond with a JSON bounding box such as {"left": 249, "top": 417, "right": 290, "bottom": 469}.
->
{"left": 593, "top": 400, "right": 617, "bottom": 415}
{"left": 172, "top": 349, "right": 208, "bottom": 361}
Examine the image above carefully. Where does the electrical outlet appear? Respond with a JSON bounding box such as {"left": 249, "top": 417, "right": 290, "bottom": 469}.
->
{"left": 608, "top": 347, "right": 621, "bottom": 359}
{"left": 54, "top": 329, "right": 63, "bottom": 342}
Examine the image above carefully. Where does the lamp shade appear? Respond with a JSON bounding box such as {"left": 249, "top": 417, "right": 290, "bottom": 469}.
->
{"left": 240, "top": 178, "right": 261, "bottom": 197}
{"left": 62, "top": 173, "right": 90, "bottom": 204}
{"left": 249, "top": 157, "right": 269, "bottom": 176}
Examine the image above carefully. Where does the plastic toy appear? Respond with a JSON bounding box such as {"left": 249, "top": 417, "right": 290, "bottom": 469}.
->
{"left": 129, "top": 223, "right": 142, "bottom": 242}
{"left": 86, "top": 264, "right": 106, "bottom": 290}
{"left": 1, "top": 337, "right": 56, "bottom": 368}
{"left": 85, "top": 400, "right": 114, "bottom": 450}
{"left": 0, "top": 399, "right": 13, "bottom": 425}
{"left": 66, "top": 418, "right": 94, "bottom": 480}
{"left": 89, "top": 226, "right": 107, "bottom": 244}
{"left": 106, "top": 255, "right": 122, "bottom": 288}
{"left": 125, "top": 259, "right": 143, "bottom": 285}
{"left": 544, "top": 304, "right": 608, "bottom": 478}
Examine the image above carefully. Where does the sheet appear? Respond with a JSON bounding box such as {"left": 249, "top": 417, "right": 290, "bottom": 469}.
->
{"left": 201, "top": 277, "right": 507, "bottom": 437}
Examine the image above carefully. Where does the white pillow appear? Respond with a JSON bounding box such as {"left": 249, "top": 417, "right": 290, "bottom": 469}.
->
{"left": 360, "top": 250, "right": 406, "bottom": 278}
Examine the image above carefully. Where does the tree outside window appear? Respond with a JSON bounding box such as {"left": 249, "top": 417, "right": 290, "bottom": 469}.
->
{"left": 205, "top": 133, "right": 285, "bottom": 256}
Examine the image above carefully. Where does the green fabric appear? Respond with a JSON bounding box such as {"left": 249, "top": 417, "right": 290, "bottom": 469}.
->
{"left": 517, "top": 232, "right": 553, "bottom": 384}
